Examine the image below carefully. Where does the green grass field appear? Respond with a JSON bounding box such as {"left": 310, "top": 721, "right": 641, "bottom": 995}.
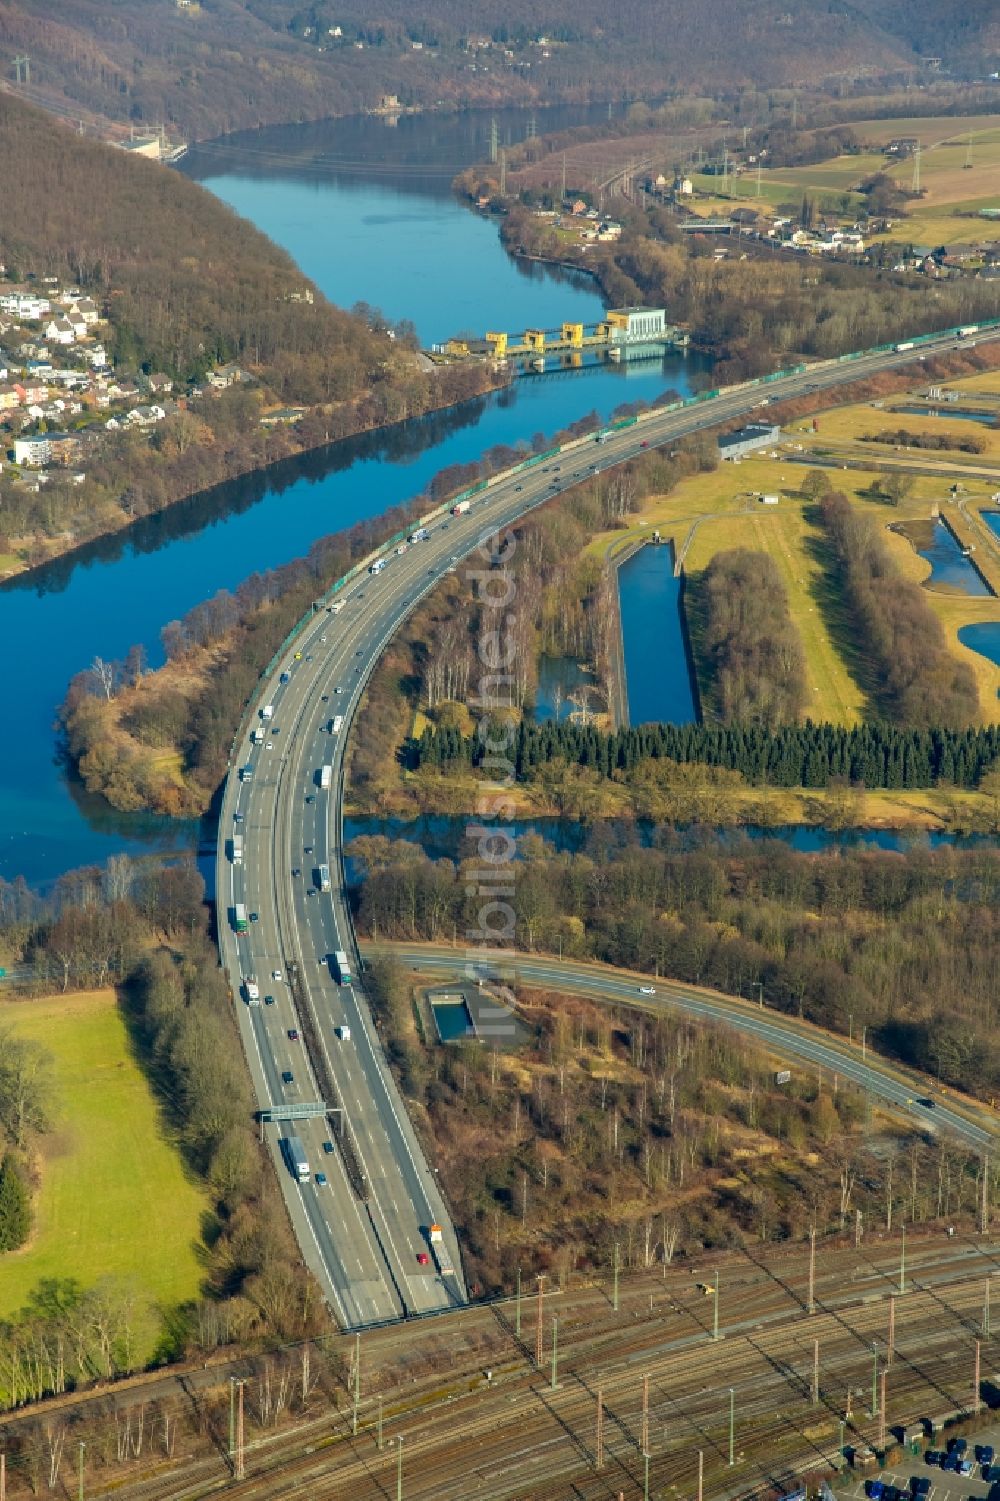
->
{"left": 688, "top": 113, "right": 1000, "bottom": 247}
{"left": 0, "top": 990, "right": 206, "bottom": 1323}
{"left": 586, "top": 381, "right": 1000, "bottom": 727}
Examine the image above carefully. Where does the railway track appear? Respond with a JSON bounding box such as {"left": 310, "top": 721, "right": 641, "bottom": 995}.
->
{"left": 14, "top": 1235, "right": 997, "bottom": 1501}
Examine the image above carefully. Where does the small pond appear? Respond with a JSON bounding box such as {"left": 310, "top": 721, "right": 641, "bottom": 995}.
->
{"left": 894, "top": 518, "right": 993, "bottom": 597}
{"left": 430, "top": 994, "right": 476, "bottom": 1042}
{"left": 534, "top": 655, "right": 598, "bottom": 723}
{"left": 958, "top": 621, "right": 1000, "bottom": 678}
{"left": 896, "top": 404, "right": 1000, "bottom": 427}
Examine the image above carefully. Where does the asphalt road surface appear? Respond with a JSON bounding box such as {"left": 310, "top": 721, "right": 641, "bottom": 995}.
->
{"left": 381, "top": 943, "right": 998, "bottom": 1153}
{"left": 216, "top": 326, "right": 1000, "bottom": 1329}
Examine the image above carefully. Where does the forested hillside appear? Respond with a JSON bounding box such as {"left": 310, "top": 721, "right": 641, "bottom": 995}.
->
{"left": 0, "top": 93, "right": 392, "bottom": 397}
{"left": 0, "top": 0, "right": 997, "bottom": 140}
{"left": 0, "top": 94, "right": 502, "bottom": 567}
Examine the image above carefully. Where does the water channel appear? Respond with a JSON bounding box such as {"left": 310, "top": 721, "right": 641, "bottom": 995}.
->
{"left": 342, "top": 815, "right": 1000, "bottom": 881}
{"left": 897, "top": 405, "right": 1000, "bottom": 427}
{"left": 2, "top": 105, "right": 711, "bottom": 887}
{"left": 904, "top": 517, "right": 994, "bottom": 596}
{"left": 617, "top": 543, "right": 699, "bottom": 724}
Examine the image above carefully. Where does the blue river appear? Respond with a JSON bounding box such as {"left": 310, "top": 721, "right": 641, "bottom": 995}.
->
{"left": 0, "top": 105, "right": 711, "bottom": 887}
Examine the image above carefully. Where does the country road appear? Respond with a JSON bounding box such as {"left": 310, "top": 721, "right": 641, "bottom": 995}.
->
{"left": 376, "top": 941, "right": 998, "bottom": 1152}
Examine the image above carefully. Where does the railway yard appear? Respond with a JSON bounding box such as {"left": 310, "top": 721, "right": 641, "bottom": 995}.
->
{"left": 5, "top": 1231, "right": 1000, "bottom": 1499}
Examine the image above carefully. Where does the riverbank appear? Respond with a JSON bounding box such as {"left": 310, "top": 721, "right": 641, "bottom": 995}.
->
{"left": 348, "top": 763, "right": 1000, "bottom": 835}
{"left": 1, "top": 360, "right": 509, "bottom": 584}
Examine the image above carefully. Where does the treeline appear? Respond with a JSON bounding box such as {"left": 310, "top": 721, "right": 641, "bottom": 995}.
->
{"left": 698, "top": 549, "right": 807, "bottom": 723}
{"left": 0, "top": 852, "right": 322, "bottom": 1407}
{"left": 3, "top": 0, "right": 975, "bottom": 142}
{"left": 351, "top": 832, "right": 1000, "bottom": 1095}
{"left": 364, "top": 957, "right": 958, "bottom": 1296}
{"left": 348, "top": 426, "right": 718, "bottom": 807}
{"left": 127, "top": 944, "right": 324, "bottom": 1346}
{"left": 864, "top": 427, "right": 986, "bottom": 455}
{"left": 504, "top": 199, "right": 1000, "bottom": 384}
{"left": 0, "top": 93, "right": 510, "bottom": 571}
{"left": 411, "top": 716, "right": 1000, "bottom": 791}
{"left": 819, "top": 491, "right": 980, "bottom": 727}
{"left": 61, "top": 484, "right": 468, "bottom": 815}
{"left": 0, "top": 96, "right": 388, "bottom": 395}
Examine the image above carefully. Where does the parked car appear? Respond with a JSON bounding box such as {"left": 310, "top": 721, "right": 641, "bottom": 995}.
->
{"left": 977, "top": 1446, "right": 995, "bottom": 1465}
{"left": 958, "top": 1461, "right": 975, "bottom": 1477}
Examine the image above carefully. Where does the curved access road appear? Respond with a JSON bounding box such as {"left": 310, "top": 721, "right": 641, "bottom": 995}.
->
{"left": 216, "top": 323, "right": 1000, "bottom": 1329}
{"left": 378, "top": 942, "right": 999, "bottom": 1152}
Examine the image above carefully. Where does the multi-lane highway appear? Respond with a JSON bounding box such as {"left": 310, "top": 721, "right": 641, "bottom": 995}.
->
{"left": 216, "top": 322, "right": 1000, "bottom": 1331}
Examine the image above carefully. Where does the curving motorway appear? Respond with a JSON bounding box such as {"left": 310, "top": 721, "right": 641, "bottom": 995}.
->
{"left": 216, "top": 323, "right": 1000, "bottom": 1330}
{"left": 379, "top": 944, "right": 999, "bottom": 1152}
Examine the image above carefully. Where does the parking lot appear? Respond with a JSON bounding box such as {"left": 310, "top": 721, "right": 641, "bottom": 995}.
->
{"left": 839, "top": 1427, "right": 1000, "bottom": 1501}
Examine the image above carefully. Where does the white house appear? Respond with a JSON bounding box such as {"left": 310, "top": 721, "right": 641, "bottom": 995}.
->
{"left": 0, "top": 294, "right": 50, "bottom": 320}
{"left": 44, "top": 317, "right": 76, "bottom": 346}
{"left": 13, "top": 435, "right": 52, "bottom": 467}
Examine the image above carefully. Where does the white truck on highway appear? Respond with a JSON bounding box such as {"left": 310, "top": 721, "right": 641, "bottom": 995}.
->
{"left": 428, "top": 1222, "right": 455, "bottom": 1277}
{"left": 250, "top": 728, "right": 264, "bottom": 745}
{"left": 319, "top": 764, "right": 333, "bottom": 790}
{"left": 329, "top": 716, "right": 344, "bottom": 735}
{"left": 369, "top": 557, "right": 387, "bottom": 575}
{"left": 451, "top": 499, "right": 471, "bottom": 515}
{"left": 231, "top": 835, "right": 243, "bottom": 863}
{"left": 261, "top": 703, "right": 274, "bottom": 721}
{"left": 243, "top": 975, "right": 260, "bottom": 1006}
{"left": 282, "top": 1135, "right": 310, "bottom": 1183}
